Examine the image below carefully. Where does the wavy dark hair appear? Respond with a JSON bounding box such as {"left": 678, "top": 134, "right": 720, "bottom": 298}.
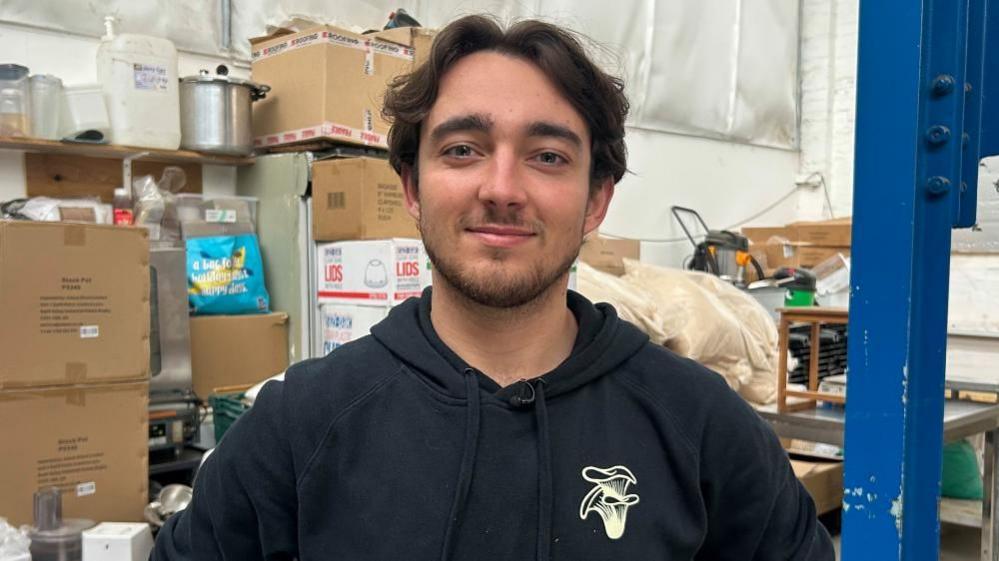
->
{"left": 382, "top": 15, "right": 629, "bottom": 190}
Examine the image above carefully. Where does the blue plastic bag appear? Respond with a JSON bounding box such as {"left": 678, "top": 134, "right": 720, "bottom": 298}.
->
{"left": 187, "top": 234, "right": 270, "bottom": 315}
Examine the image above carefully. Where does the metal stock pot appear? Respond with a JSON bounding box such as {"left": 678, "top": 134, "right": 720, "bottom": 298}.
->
{"left": 179, "top": 65, "right": 269, "bottom": 156}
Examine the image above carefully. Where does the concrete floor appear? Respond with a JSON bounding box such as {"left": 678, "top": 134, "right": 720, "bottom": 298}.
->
{"left": 832, "top": 524, "right": 981, "bottom": 560}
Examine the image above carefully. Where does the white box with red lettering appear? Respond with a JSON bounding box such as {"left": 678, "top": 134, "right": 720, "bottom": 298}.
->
{"left": 316, "top": 304, "right": 389, "bottom": 356}
{"left": 316, "top": 238, "right": 431, "bottom": 307}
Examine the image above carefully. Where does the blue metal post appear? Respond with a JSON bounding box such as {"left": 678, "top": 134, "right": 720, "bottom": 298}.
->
{"left": 843, "top": 0, "right": 971, "bottom": 559}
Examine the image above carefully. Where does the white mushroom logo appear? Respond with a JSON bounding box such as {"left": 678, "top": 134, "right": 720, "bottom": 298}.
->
{"left": 579, "top": 465, "right": 640, "bottom": 539}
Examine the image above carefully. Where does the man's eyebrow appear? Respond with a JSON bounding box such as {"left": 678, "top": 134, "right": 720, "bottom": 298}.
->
{"left": 429, "top": 114, "right": 493, "bottom": 143}
{"left": 526, "top": 121, "right": 583, "bottom": 148}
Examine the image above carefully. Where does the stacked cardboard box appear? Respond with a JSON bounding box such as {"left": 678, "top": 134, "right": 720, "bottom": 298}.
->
{"left": 743, "top": 218, "right": 851, "bottom": 273}
{"left": 315, "top": 238, "right": 431, "bottom": 355}
{"left": 0, "top": 221, "right": 150, "bottom": 526}
{"left": 250, "top": 24, "right": 435, "bottom": 151}
{"left": 311, "top": 157, "right": 430, "bottom": 356}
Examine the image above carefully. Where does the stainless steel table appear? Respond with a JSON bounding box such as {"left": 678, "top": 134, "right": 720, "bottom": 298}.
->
{"left": 756, "top": 399, "right": 999, "bottom": 560}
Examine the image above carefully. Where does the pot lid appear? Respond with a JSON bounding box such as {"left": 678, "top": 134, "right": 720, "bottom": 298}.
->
{"left": 0, "top": 64, "right": 29, "bottom": 81}
{"left": 180, "top": 65, "right": 270, "bottom": 97}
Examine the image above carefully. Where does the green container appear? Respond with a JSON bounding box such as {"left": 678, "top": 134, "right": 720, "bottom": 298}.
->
{"left": 785, "top": 288, "right": 816, "bottom": 307}
{"left": 209, "top": 391, "right": 250, "bottom": 444}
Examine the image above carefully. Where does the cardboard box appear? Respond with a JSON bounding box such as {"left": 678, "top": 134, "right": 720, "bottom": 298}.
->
{"left": 189, "top": 313, "right": 290, "bottom": 399}
{"left": 792, "top": 218, "right": 852, "bottom": 247}
{"left": 0, "top": 221, "right": 150, "bottom": 390}
{"left": 760, "top": 241, "right": 850, "bottom": 272}
{"left": 579, "top": 236, "right": 640, "bottom": 276}
{"left": 375, "top": 26, "right": 436, "bottom": 68}
{"left": 312, "top": 157, "right": 419, "bottom": 241}
{"left": 250, "top": 25, "right": 433, "bottom": 150}
{"left": 317, "top": 304, "right": 389, "bottom": 356}
{"left": 316, "top": 239, "right": 431, "bottom": 306}
{"left": 0, "top": 382, "right": 149, "bottom": 526}
{"left": 790, "top": 458, "right": 844, "bottom": 515}
{"left": 744, "top": 219, "right": 851, "bottom": 273}
{"left": 742, "top": 225, "right": 796, "bottom": 245}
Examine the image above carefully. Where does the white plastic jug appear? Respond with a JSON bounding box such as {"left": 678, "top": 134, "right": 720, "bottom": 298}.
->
{"left": 96, "top": 17, "right": 181, "bottom": 150}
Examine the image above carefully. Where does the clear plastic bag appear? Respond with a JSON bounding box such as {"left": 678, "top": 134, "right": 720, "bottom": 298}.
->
{"left": 132, "top": 166, "right": 187, "bottom": 241}
{"left": 0, "top": 517, "right": 31, "bottom": 561}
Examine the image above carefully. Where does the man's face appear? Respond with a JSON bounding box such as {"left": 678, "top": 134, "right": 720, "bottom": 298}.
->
{"left": 403, "top": 51, "right": 614, "bottom": 308}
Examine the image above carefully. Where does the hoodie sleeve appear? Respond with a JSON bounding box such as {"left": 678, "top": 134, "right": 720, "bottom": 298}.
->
{"left": 695, "top": 386, "right": 835, "bottom": 561}
{"left": 151, "top": 380, "right": 298, "bottom": 561}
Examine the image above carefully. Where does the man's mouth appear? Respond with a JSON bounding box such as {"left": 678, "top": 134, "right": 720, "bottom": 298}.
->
{"left": 465, "top": 225, "right": 536, "bottom": 248}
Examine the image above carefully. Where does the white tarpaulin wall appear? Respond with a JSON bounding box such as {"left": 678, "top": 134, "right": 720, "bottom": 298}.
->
{"left": 0, "top": 0, "right": 222, "bottom": 58}
{"left": 2, "top": 0, "right": 798, "bottom": 149}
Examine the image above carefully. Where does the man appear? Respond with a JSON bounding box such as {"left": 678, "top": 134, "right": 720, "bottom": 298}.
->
{"left": 153, "top": 15, "right": 834, "bottom": 560}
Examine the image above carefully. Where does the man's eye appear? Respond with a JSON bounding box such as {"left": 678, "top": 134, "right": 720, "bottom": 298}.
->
{"left": 444, "top": 145, "right": 475, "bottom": 158}
{"left": 535, "top": 152, "right": 566, "bottom": 165}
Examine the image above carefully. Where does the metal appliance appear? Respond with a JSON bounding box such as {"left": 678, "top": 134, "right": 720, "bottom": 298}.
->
{"left": 149, "top": 244, "right": 197, "bottom": 459}
{"left": 149, "top": 244, "right": 193, "bottom": 399}
{"left": 671, "top": 206, "right": 763, "bottom": 285}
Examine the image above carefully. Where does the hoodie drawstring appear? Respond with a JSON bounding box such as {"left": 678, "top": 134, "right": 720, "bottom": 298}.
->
{"left": 440, "top": 375, "right": 553, "bottom": 561}
{"left": 439, "top": 368, "right": 481, "bottom": 561}
{"left": 508, "top": 379, "right": 555, "bottom": 561}
{"left": 534, "top": 380, "right": 553, "bottom": 561}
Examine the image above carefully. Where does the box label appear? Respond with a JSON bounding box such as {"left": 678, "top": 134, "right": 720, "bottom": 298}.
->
{"left": 37, "top": 444, "right": 109, "bottom": 491}
{"left": 38, "top": 288, "right": 111, "bottom": 336}
{"left": 376, "top": 182, "right": 405, "bottom": 222}
{"left": 319, "top": 305, "right": 387, "bottom": 356}
{"left": 322, "top": 311, "right": 354, "bottom": 355}
{"left": 133, "top": 63, "right": 169, "bottom": 91}
{"left": 76, "top": 481, "right": 96, "bottom": 497}
{"left": 363, "top": 49, "right": 375, "bottom": 75}
{"left": 394, "top": 244, "right": 422, "bottom": 300}
{"left": 205, "top": 209, "right": 238, "bottom": 224}
{"left": 317, "top": 241, "right": 429, "bottom": 305}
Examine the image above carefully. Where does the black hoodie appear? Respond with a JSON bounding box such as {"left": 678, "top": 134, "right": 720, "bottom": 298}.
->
{"left": 153, "top": 289, "right": 834, "bottom": 560}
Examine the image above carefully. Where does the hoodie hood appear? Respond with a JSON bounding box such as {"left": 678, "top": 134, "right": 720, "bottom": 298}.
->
{"left": 370, "top": 287, "right": 650, "bottom": 404}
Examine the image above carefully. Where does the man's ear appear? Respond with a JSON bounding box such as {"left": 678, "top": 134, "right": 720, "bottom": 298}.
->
{"left": 402, "top": 163, "right": 420, "bottom": 221}
{"left": 583, "top": 178, "right": 615, "bottom": 237}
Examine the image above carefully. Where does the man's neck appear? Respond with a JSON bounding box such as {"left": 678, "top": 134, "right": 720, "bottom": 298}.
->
{"left": 430, "top": 277, "right": 578, "bottom": 388}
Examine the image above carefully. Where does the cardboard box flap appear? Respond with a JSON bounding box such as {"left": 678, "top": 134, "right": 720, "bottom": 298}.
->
{"left": 372, "top": 27, "right": 419, "bottom": 47}
{"left": 249, "top": 27, "right": 296, "bottom": 46}
{"left": 251, "top": 23, "right": 358, "bottom": 52}
{"left": 250, "top": 16, "right": 357, "bottom": 45}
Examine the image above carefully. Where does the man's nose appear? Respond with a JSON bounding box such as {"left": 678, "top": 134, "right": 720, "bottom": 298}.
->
{"left": 478, "top": 148, "right": 528, "bottom": 209}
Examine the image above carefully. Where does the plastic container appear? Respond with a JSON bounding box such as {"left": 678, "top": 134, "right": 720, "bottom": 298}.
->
{"left": 29, "top": 74, "right": 63, "bottom": 139}
{"left": 113, "top": 187, "right": 134, "bottom": 225}
{"left": 60, "top": 84, "right": 110, "bottom": 142}
{"left": 208, "top": 390, "right": 250, "bottom": 443}
{"left": 0, "top": 64, "right": 30, "bottom": 137}
{"left": 27, "top": 488, "right": 94, "bottom": 561}
{"left": 96, "top": 17, "right": 180, "bottom": 149}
